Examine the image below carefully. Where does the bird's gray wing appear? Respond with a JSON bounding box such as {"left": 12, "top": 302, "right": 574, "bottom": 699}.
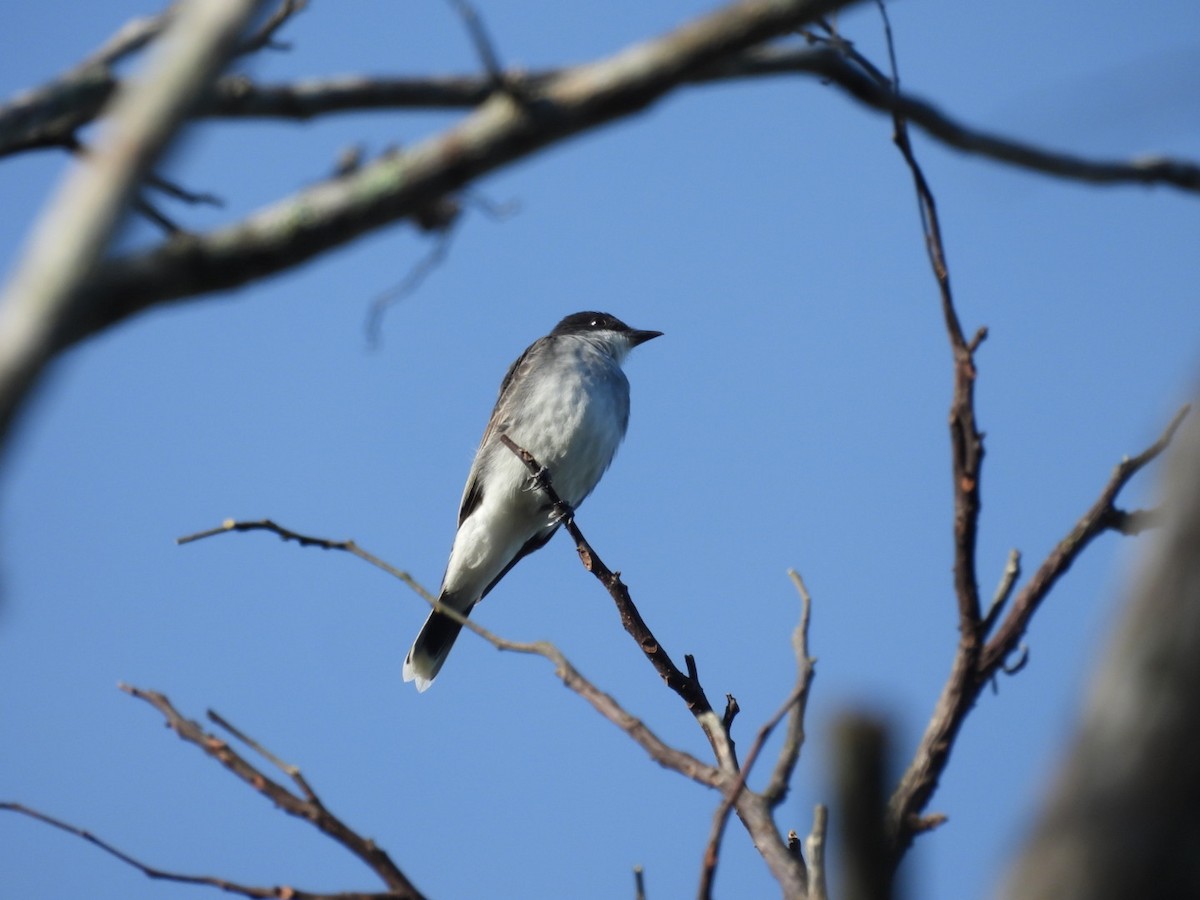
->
{"left": 457, "top": 336, "right": 547, "bottom": 526}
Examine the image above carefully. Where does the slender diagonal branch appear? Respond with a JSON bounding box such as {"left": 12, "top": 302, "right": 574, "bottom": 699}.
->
{"left": 178, "top": 517, "right": 724, "bottom": 789}
{"left": 178, "top": 517, "right": 436, "bottom": 602}
{"left": 495, "top": 436, "right": 729, "bottom": 755}
{"left": 980, "top": 405, "right": 1190, "bottom": 674}
{"left": 0, "top": 802, "right": 394, "bottom": 900}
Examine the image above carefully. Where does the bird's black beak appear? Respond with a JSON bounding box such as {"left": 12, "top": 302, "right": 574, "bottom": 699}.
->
{"left": 628, "top": 329, "right": 663, "bottom": 347}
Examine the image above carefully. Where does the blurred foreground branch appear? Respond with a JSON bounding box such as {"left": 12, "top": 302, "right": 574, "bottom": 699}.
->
{"left": 1003, "top": 407, "right": 1200, "bottom": 899}
{"left": 0, "top": 0, "right": 269, "bottom": 447}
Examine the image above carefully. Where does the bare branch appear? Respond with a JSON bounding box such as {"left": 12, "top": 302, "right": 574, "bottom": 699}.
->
{"left": 53, "top": 0, "right": 855, "bottom": 358}
{"left": 11, "top": 39, "right": 1197, "bottom": 195}
{"left": 0, "top": 0, "right": 271, "bottom": 446}
{"left": 980, "top": 405, "right": 1190, "bottom": 674}
{"left": 887, "top": 405, "right": 1189, "bottom": 859}
{"left": 495, "top": 435, "right": 730, "bottom": 753}
{"left": 178, "top": 517, "right": 437, "bottom": 602}
{"left": 0, "top": 802, "right": 389, "bottom": 900}
{"left": 206, "top": 708, "right": 322, "bottom": 803}
{"left": 120, "top": 684, "right": 425, "bottom": 897}
{"left": 491, "top": 436, "right": 808, "bottom": 893}
{"left": 762, "top": 569, "right": 818, "bottom": 808}
{"left": 853, "top": 5, "right": 1190, "bottom": 867}
{"left": 697, "top": 670, "right": 817, "bottom": 899}
{"left": 179, "top": 517, "right": 725, "bottom": 790}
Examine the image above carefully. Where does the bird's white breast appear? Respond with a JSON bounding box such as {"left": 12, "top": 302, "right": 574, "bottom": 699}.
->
{"left": 505, "top": 337, "right": 630, "bottom": 507}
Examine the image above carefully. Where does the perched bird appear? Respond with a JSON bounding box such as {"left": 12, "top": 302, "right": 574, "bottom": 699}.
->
{"left": 403, "top": 312, "right": 662, "bottom": 691}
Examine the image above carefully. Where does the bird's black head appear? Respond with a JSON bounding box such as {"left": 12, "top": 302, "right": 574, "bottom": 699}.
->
{"left": 551, "top": 312, "right": 662, "bottom": 347}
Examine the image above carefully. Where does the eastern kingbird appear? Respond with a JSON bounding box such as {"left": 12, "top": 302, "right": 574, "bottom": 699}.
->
{"left": 403, "top": 311, "right": 662, "bottom": 691}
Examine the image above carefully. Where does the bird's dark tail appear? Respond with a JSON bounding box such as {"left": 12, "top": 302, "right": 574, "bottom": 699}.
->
{"left": 403, "top": 597, "right": 471, "bottom": 691}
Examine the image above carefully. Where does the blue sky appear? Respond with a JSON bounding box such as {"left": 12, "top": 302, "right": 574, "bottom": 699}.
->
{"left": 1, "top": 1, "right": 1198, "bottom": 898}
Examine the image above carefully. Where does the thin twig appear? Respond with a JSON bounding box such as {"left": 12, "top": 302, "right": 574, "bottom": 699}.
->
{"left": 982, "top": 549, "right": 1022, "bottom": 635}
{"left": 178, "top": 517, "right": 437, "bottom": 602}
{"left": 79, "top": 8, "right": 174, "bottom": 69}
{"left": 871, "top": 0, "right": 986, "bottom": 641}
{"left": 145, "top": 173, "right": 224, "bottom": 207}
{"left": 445, "top": 0, "right": 509, "bottom": 94}
{"left": 762, "top": 569, "right": 818, "bottom": 808}
{"left": 980, "top": 406, "right": 1190, "bottom": 674}
{"left": 364, "top": 225, "right": 457, "bottom": 349}
{"left": 0, "top": 802, "right": 367, "bottom": 900}
{"left": 133, "top": 195, "right": 184, "bottom": 234}
{"left": 207, "top": 709, "right": 320, "bottom": 802}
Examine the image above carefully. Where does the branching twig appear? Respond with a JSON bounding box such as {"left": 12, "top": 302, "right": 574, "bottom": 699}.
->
{"left": 119, "top": 684, "right": 424, "bottom": 897}
{"left": 697, "top": 665, "right": 817, "bottom": 899}
{"left": 492, "top": 436, "right": 808, "bottom": 894}
{"left": 980, "top": 406, "right": 1190, "bottom": 674}
{"left": 850, "top": 4, "right": 1192, "bottom": 867}
{"left": 888, "top": 405, "right": 1190, "bottom": 859}
{"left": 133, "top": 195, "right": 184, "bottom": 234}
{"left": 206, "top": 708, "right": 321, "bottom": 802}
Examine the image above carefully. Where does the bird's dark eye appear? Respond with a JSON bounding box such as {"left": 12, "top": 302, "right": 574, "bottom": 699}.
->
{"left": 589, "top": 318, "right": 599, "bottom": 327}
